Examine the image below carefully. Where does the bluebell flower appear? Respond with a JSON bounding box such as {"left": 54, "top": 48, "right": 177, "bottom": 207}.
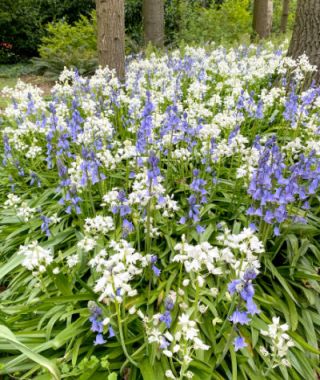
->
{"left": 160, "top": 337, "right": 170, "bottom": 349}
{"left": 179, "top": 216, "right": 187, "bottom": 224}
{"left": 147, "top": 151, "right": 161, "bottom": 186}
{"left": 229, "top": 310, "right": 249, "bottom": 325}
{"left": 94, "top": 333, "right": 106, "bottom": 345}
{"left": 243, "top": 269, "right": 257, "bottom": 281}
{"left": 150, "top": 255, "right": 158, "bottom": 264}
{"left": 228, "top": 280, "right": 242, "bottom": 295}
{"left": 136, "top": 91, "right": 154, "bottom": 154}
{"left": 249, "top": 223, "right": 257, "bottom": 232}
{"left": 122, "top": 219, "right": 134, "bottom": 236}
{"left": 159, "top": 311, "right": 172, "bottom": 328}
{"left": 164, "top": 296, "right": 175, "bottom": 311}
{"left": 240, "top": 283, "right": 254, "bottom": 301}
{"left": 40, "top": 216, "right": 51, "bottom": 237}
{"left": 152, "top": 265, "right": 161, "bottom": 277}
{"left": 234, "top": 336, "right": 247, "bottom": 351}
{"left": 196, "top": 224, "right": 205, "bottom": 234}
{"left": 90, "top": 319, "right": 103, "bottom": 333}
{"left": 256, "top": 100, "right": 264, "bottom": 119}
{"left": 246, "top": 298, "right": 259, "bottom": 315}
{"left": 274, "top": 226, "right": 280, "bottom": 236}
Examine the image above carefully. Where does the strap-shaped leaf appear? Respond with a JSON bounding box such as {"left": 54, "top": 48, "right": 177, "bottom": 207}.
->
{"left": 0, "top": 325, "right": 60, "bottom": 380}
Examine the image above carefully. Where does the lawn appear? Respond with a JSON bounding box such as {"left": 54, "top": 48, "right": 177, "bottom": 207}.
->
{"left": 0, "top": 64, "right": 53, "bottom": 110}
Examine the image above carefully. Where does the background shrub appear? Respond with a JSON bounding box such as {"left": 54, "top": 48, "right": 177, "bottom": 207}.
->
{"left": 0, "top": 0, "right": 95, "bottom": 62}
{"left": 34, "top": 12, "right": 97, "bottom": 77}
{"left": 174, "top": 0, "right": 252, "bottom": 45}
{"left": 0, "top": 0, "right": 298, "bottom": 64}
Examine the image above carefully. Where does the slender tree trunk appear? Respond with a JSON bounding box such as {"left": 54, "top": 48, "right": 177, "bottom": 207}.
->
{"left": 288, "top": 0, "right": 320, "bottom": 82}
{"left": 252, "top": 0, "right": 273, "bottom": 39}
{"left": 143, "top": 0, "right": 165, "bottom": 47}
{"left": 96, "top": 0, "right": 125, "bottom": 80}
{"left": 280, "top": 0, "right": 290, "bottom": 33}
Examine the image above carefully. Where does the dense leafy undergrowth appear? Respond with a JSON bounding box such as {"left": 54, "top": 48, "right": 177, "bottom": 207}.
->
{"left": 0, "top": 43, "right": 320, "bottom": 380}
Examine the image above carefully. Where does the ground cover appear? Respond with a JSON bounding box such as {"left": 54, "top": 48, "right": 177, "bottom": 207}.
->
{"left": 0, "top": 44, "right": 319, "bottom": 380}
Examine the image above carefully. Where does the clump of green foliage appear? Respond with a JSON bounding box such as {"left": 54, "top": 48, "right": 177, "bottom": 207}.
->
{"left": 0, "top": 0, "right": 95, "bottom": 63}
{"left": 174, "top": 0, "right": 252, "bottom": 45}
{"left": 34, "top": 12, "right": 98, "bottom": 77}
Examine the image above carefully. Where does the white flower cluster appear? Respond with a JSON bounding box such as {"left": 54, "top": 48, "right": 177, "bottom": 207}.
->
{"left": 102, "top": 188, "right": 127, "bottom": 210}
{"left": 18, "top": 241, "right": 53, "bottom": 275}
{"left": 173, "top": 227, "right": 263, "bottom": 281}
{"left": 77, "top": 236, "right": 97, "bottom": 252}
{"left": 127, "top": 171, "right": 179, "bottom": 219}
{"left": 4, "top": 194, "right": 22, "bottom": 208}
{"left": 161, "top": 312, "right": 210, "bottom": 361}
{"left": 4, "top": 194, "right": 36, "bottom": 222}
{"left": 140, "top": 309, "right": 209, "bottom": 380}
{"left": 260, "top": 317, "right": 294, "bottom": 367}
{"left": 66, "top": 254, "right": 79, "bottom": 268}
{"left": 84, "top": 215, "right": 115, "bottom": 235}
{"left": 173, "top": 236, "right": 223, "bottom": 275}
{"left": 76, "top": 116, "right": 114, "bottom": 146}
{"left": 217, "top": 227, "right": 263, "bottom": 277}
{"left": 89, "top": 240, "right": 148, "bottom": 303}
{"left": 1, "top": 80, "right": 45, "bottom": 119}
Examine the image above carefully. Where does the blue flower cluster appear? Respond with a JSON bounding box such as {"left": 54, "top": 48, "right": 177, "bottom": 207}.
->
{"left": 247, "top": 136, "right": 320, "bottom": 235}
{"left": 88, "top": 304, "right": 115, "bottom": 346}
{"left": 228, "top": 269, "right": 259, "bottom": 350}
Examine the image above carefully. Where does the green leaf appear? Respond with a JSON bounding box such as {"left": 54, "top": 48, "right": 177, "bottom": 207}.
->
{"left": 0, "top": 254, "right": 23, "bottom": 280}
{"left": 108, "top": 373, "right": 117, "bottom": 380}
{"left": 230, "top": 345, "right": 237, "bottom": 380}
{"left": 52, "top": 317, "right": 87, "bottom": 349}
{"left": 290, "top": 331, "right": 320, "bottom": 355}
{"left": 139, "top": 358, "right": 164, "bottom": 380}
{"left": 0, "top": 325, "right": 60, "bottom": 380}
{"left": 52, "top": 272, "right": 73, "bottom": 296}
{"left": 266, "top": 259, "right": 298, "bottom": 303}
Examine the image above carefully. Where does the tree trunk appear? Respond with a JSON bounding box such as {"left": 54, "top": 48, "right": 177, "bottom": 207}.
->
{"left": 280, "top": 0, "right": 290, "bottom": 33}
{"left": 143, "top": 0, "right": 165, "bottom": 47}
{"left": 96, "top": 0, "right": 125, "bottom": 80}
{"left": 252, "top": 0, "right": 273, "bottom": 39}
{"left": 288, "top": 0, "right": 320, "bottom": 82}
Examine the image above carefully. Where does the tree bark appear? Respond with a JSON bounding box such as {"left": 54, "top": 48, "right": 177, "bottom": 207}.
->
{"left": 288, "top": 0, "right": 320, "bottom": 82}
{"left": 143, "top": 0, "right": 165, "bottom": 47}
{"left": 96, "top": 0, "right": 125, "bottom": 80}
{"left": 280, "top": 0, "right": 290, "bottom": 33}
{"left": 252, "top": 0, "right": 273, "bottom": 39}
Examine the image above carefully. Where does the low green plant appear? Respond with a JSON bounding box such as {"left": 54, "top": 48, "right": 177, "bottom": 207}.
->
{"left": 174, "top": 0, "right": 252, "bottom": 45}
{"left": 33, "top": 12, "right": 98, "bottom": 77}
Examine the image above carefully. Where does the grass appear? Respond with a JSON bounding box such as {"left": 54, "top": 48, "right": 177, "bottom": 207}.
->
{"left": 0, "top": 77, "right": 17, "bottom": 109}
{"left": 0, "top": 63, "right": 54, "bottom": 110}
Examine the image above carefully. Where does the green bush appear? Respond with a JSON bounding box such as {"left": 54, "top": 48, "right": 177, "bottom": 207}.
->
{"left": 34, "top": 10, "right": 143, "bottom": 78}
{"left": 34, "top": 12, "right": 97, "bottom": 77}
{"left": 175, "top": 0, "right": 252, "bottom": 45}
{"left": 0, "top": 0, "right": 95, "bottom": 62}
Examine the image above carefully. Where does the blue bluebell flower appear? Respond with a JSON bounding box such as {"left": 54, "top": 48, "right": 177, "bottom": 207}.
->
{"left": 94, "top": 334, "right": 106, "bottom": 345}
{"left": 234, "top": 336, "right": 247, "bottom": 351}
{"left": 159, "top": 310, "right": 172, "bottom": 328}
{"left": 229, "top": 310, "right": 249, "bottom": 325}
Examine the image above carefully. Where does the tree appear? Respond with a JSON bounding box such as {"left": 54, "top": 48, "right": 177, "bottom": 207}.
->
{"left": 280, "top": 0, "right": 290, "bottom": 34}
{"left": 252, "top": 0, "right": 273, "bottom": 39}
{"left": 143, "top": 0, "right": 165, "bottom": 47}
{"left": 96, "top": 0, "right": 125, "bottom": 80}
{"left": 288, "top": 0, "right": 320, "bottom": 82}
